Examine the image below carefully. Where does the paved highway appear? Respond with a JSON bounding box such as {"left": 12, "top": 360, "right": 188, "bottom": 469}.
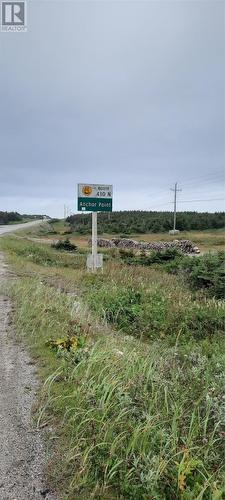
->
{"left": 0, "top": 219, "right": 45, "bottom": 236}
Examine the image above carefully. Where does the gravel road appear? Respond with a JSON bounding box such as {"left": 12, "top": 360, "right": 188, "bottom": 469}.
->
{"left": 0, "top": 252, "right": 56, "bottom": 500}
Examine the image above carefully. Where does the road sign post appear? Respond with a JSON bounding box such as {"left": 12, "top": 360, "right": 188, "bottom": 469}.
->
{"left": 77, "top": 184, "right": 113, "bottom": 272}
{"left": 92, "top": 211, "right": 97, "bottom": 272}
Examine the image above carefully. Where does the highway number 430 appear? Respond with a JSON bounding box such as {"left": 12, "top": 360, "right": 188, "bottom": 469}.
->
{"left": 96, "top": 191, "right": 112, "bottom": 197}
{"left": 96, "top": 191, "right": 106, "bottom": 197}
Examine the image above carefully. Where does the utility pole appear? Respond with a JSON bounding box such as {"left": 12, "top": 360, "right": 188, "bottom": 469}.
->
{"left": 170, "top": 182, "right": 182, "bottom": 232}
{"left": 64, "top": 206, "right": 70, "bottom": 218}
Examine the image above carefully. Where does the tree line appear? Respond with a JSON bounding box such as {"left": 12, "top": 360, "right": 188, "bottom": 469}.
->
{"left": 0, "top": 211, "right": 44, "bottom": 225}
{"left": 66, "top": 211, "right": 225, "bottom": 234}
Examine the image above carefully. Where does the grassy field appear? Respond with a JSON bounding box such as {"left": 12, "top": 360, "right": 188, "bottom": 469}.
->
{"left": 0, "top": 226, "right": 225, "bottom": 499}
{"left": 20, "top": 220, "right": 225, "bottom": 253}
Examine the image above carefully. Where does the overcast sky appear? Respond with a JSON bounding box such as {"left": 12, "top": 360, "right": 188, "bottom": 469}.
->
{"left": 0, "top": 0, "right": 224, "bottom": 217}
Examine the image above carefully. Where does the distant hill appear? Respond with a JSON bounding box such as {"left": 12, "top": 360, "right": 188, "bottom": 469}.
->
{"left": 66, "top": 211, "right": 225, "bottom": 234}
{"left": 0, "top": 211, "right": 47, "bottom": 225}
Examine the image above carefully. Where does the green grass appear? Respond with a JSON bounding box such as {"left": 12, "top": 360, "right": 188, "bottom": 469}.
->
{"left": 9, "top": 278, "right": 225, "bottom": 499}
{"left": 0, "top": 235, "right": 225, "bottom": 499}
{"left": 86, "top": 281, "right": 225, "bottom": 341}
{"left": 0, "top": 236, "right": 86, "bottom": 269}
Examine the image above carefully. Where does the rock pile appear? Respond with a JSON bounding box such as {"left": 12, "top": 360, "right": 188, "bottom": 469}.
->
{"left": 90, "top": 238, "right": 200, "bottom": 254}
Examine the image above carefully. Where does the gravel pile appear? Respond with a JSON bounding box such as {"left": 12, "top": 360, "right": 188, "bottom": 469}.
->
{"left": 91, "top": 238, "right": 200, "bottom": 254}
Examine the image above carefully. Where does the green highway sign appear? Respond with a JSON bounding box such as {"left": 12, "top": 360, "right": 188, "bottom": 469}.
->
{"left": 77, "top": 184, "right": 113, "bottom": 212}
{"left": 78, "top": 197, "right": 112, "bottom": 212}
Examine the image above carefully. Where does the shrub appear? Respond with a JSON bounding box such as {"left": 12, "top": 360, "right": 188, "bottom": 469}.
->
{"left": 48, "top": 218, "right": 60, "bottom": 224}
{"left": 168, "top": 252, "right": 225, "bottom": 299}
{"left": 63, "top": 229, "right": 72, "bottom": 235}
{"left": 119, "top": 247, "right": 183, "bottom": 266}
{"left": 51, "top": 238, "right": 77, "bottom": 252}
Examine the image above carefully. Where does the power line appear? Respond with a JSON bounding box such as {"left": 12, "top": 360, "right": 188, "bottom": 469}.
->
{"left": 146, "top": 175, "right": 224, "bottom": 211}
{"left": 176, "top": 197, "right": 224, "bottom": 203}
{"left": 181, "top": 169, "right": 225, "bottom": 186}
{"left": 148, "top": 195, "right": 224, "bottom": 211}
{"left": 156, "top": 170, "right": 224, "bottom": 194}
{"left": 183, "top": 180, "right": 225, "bottom": 190}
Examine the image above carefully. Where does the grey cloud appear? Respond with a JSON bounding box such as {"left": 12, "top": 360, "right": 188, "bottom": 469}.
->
{"left": 0, "top": 0, "right": 224, "bottom": 216}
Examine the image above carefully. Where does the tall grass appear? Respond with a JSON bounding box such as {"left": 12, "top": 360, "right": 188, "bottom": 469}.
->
{"left": 0, "top": 236, "right": 86, "bottom": 269}
{"left": 85, "top": 270, "right": 225, "bottom": 341}
{"left": 1, "top": 235, "right": 225, "bottom": 498}
{"left": 61, "top": 340, "right": 225, "bottom": 499}
{"left": 10, "top": 278, "right": 225, "bottom": 499}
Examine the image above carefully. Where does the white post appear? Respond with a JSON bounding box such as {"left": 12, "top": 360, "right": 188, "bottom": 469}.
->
{"left": 92, "top": 211, "right": 97, "bottom": 272}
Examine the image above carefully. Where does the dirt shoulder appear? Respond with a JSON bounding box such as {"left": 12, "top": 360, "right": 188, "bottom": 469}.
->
{"left": 0, "top": 252, "right": 56, "bottom": 500}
